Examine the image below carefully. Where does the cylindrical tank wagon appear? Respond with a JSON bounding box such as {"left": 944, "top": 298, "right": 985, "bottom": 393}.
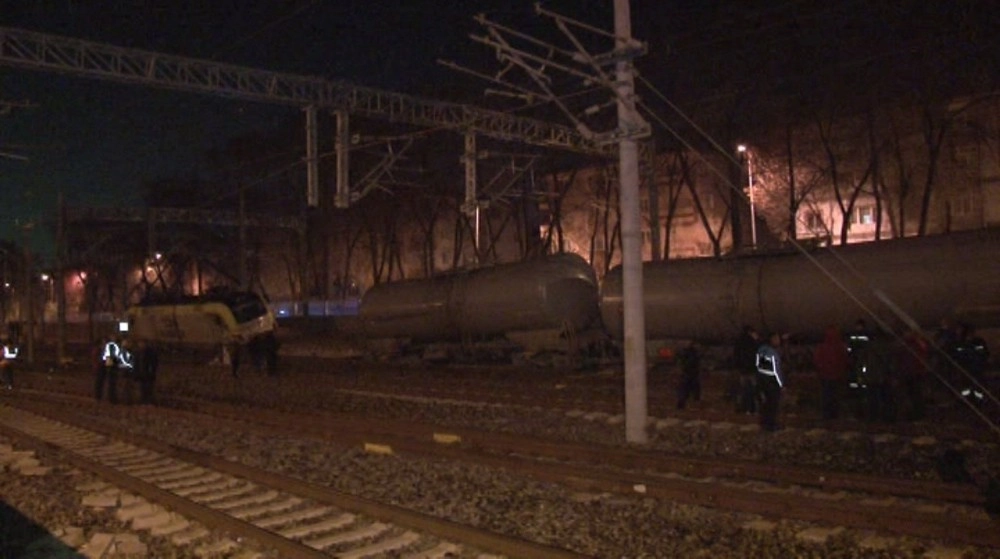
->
{"left": 601, "top": 229, "right": 1000, "bottom": 342}
{"left": 359, "top": 253, "right": 603, "bottom": 356}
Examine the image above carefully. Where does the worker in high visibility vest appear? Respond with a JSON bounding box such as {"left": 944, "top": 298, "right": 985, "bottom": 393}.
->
{"left": 755, "top": 332, "right": 784, "bottom": 431}
{"left": 1, "top": 337, "right": 18, "bottom": 390}
{"left": 98, "top": 336, "right": 124, "bottom": 403}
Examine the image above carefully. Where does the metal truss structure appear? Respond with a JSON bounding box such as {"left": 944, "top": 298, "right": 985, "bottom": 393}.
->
{"left": 0, "top": 26, "right": 599, "bottom": 155}
{"left": 65, "top": 206, "right": 303, "bottom": 231}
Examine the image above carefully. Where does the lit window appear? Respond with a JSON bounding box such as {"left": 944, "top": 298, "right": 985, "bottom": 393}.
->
{"left": 854, "top": 205, "right": 875, "bottom": 225}
{"left": 953, "top": 193, "right": 976, "bottom": 217}
{"left": 806, "top": 211, "right": 824, "bottom": 230}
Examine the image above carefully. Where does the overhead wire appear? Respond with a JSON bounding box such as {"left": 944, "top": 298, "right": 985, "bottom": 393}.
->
{"left": 210, "top": 0, "right": 322, "bottom": 60}
{"left": 633, "top": 62, "right": 1000, "bottom": 439}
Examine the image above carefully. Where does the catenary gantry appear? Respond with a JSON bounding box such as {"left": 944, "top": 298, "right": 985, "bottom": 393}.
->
{"left": 0, "top": 26, "right": 600, "bottom": 155}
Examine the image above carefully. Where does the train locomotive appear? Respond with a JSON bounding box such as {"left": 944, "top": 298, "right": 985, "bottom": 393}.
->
{"left": 360, "top": 229, "right": 1000, "bottom": 359}
{"left": 127, "top": 289, "right": 277, "bottom": 349}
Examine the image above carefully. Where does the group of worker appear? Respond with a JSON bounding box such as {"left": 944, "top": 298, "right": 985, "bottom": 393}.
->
{"left": 94, "top": 336, "right": 159, "bottom": 405}
{"left": 679, "top": 327, "right": 787, "bottom": 431}
{"left": 822, "top": 318, "right": 990, "bottom": 423}
{"left": 723, "top": 318, "right": 991, "bottom": 429}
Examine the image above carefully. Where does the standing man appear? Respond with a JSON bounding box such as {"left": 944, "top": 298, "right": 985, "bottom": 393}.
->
{"left": 733, "top": 326, "right": 760, "bottom": 414}
{"left": 1, "top": 336, "right": 18, "bottom": 390}
{"left": 896, "top": 330, "right": 931, "bottom": 421}
{"left": 262, "top": 333, "right": 279, "bottom": 377}
{"left": 813, "top": 326, "right": 849, "bottom": 420}
{"left": 755, "top": 332, "right": 785, "bottom": 431}
{"left": 100, "top": 336, "right": 123, "bottom": 404}
{"left": 676, "top": 341, "right": 702, "bottom": 409}
{"left": 226, "top": 341, "right": 242, "bottom": 378}
{"left": 858, "top": 329, "right": 895, "bottom": 422}
{"left": 118, "top": 339, "right": 136, "bottom": 403}
{"left": 955, "top": 324, "right": 990, "bottom": 404}
{"left": 93, "top": 337, "right": 107, "bottom": 402}
{"left": 135, "top": 340, "right": 159, "bottom": 405}
{"left": 846, "top": 319, "right": 872, "bottom": 389}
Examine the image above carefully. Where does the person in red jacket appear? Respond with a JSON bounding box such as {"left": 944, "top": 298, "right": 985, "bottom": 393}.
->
{"left": 813, "top": 326, "right": 850, "bottom": 420}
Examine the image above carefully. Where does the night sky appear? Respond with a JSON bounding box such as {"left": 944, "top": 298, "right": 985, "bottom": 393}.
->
{"left": 1, "top": 1, "right": 996, "bottom": 262}
{"left": 0, "top": 1, "right": 615, "bottom": 260}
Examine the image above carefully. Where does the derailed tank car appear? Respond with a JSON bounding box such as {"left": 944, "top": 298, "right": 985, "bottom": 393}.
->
{"left": 359, "top": 253, "right": 603, "bottom": 360}
{"left": 601, "top": 229, "right": 1000, "bottom": 342}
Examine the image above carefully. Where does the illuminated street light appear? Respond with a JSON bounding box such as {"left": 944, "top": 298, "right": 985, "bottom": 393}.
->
{"left": 737, "top": 144, "right": 757, "bottom": 248}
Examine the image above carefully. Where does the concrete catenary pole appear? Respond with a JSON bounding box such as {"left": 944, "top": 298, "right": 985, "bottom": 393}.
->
{"left": 57, "top": 193, "right": 67, "bottom": 364}
{"left": 614, "top": 0, "right": 648, "bottom": 444}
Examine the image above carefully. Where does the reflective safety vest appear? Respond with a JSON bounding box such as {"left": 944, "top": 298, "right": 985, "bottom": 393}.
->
{"left": 103, "top": 341, "right": 121, "bottom": 366}
{"left": 847, "top": 332, "right": 870, "bottom": 347}
{"left": 755, "top": 346, "right": 784, "bottom": 388}
{"left": 119, "top": 348, "right": 134, "bottom": 369}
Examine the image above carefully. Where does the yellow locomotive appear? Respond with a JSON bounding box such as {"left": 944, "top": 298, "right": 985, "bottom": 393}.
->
{"left": 126, "top": 290, "right": 276, "bottom": 349}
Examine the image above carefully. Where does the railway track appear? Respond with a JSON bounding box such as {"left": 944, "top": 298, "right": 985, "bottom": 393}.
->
{"left": 307, "top": 363, "right": 991, "bottom": 441}
{"left": 8, "top": 360, "right": 1000, "bottom": 555}
{"left": 0, "top": 402, "right": 586, "bottom": 559}
{"left": 173, "top": 396, "right": 999, "bottom": 548}
{"left": 12, "top": 386, "right": 999, "bottom": 551}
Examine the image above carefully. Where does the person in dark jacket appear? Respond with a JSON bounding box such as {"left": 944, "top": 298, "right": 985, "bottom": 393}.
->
{"left": 955, "top": 324, "right": 989, "bottom": 404}
{"left": 676, "top": 341, "right": 702, "bottom": 409}
{"left": 896, "top": 330, "right": 931, "bottom": 420}
{"left": 261, "top": 333, "right": 279, "bottom": 376}
{"left": 733, "top": 325, "right": 760, "bottom": 414}
{"left": 227, "top": 341, "right": 242, "bottom": 378}
{"left": 98, "top": 336, "right": 123, "bottom": 404}
{"left": 857, "top": 330, "right": 896, "bottom": 422}
{"left": 813, "top": 326, "right": 850, "bottom": 420}
{"left": 846, "top": 319, "right": 872, "bottom": 389}
{"left": 135, "top": 341, "right": 159, "bottom": 405}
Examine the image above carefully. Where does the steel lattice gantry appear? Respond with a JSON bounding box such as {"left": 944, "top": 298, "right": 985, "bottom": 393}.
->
{"left": 0, "top": 26, "right": 599, "bottom": 154}
{"left": 65, "top": 206, "right": 303, "bottom": 231}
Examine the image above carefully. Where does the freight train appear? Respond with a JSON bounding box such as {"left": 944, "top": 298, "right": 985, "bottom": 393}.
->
{"left": 603, "top": 228, "right": 1000, "bottom": 342}
{"left": 359, "top": 229, "right": 1000, "bottom": 360}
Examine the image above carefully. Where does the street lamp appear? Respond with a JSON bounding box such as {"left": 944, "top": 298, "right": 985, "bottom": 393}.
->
{"left": 737, "top": 144, "right": 757, "bottom": 248}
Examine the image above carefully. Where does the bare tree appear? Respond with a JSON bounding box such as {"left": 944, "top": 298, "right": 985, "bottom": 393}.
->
{"left": 654, "top": 152, "right": 690, "bottom": 258}
{"left": 814, "top": 109, "right": 874, "bottom": 245}
{"left": 680, "top": 152, "right": 728, "bottom": 256}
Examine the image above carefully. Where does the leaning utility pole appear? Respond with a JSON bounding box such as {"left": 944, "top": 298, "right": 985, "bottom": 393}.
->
{"left": 57, "top": 193, "right": 67, "bottom": 364}
{"left": 452, "top": 1, "right": 650, "bottom": 443}
{"left": 613, "top": 0, "right": 648, "bottom": 444}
